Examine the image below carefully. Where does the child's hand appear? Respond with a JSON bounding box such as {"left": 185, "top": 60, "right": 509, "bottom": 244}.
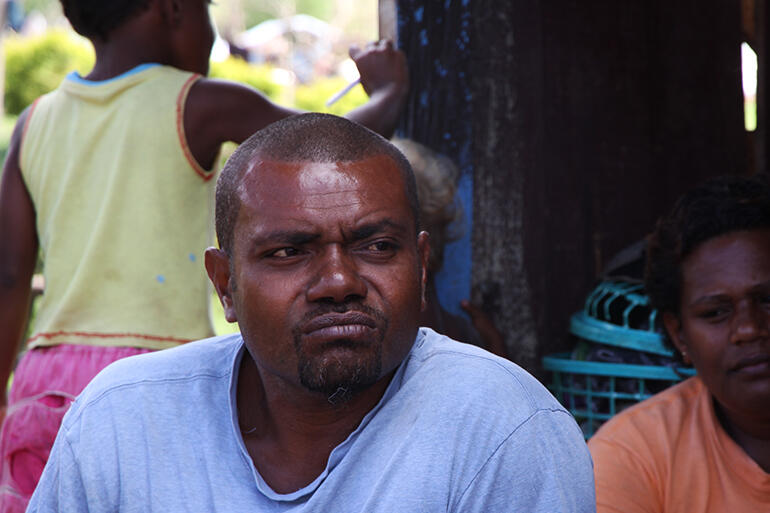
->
{"left": 349, "top": 40, "right": 409, "bottom": 99}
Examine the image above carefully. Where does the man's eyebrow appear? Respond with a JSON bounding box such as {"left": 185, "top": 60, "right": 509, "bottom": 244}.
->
{"left": 351, "top": 219, "right": 407, "bottom": 240}
{"left": 252, "top": 230, "right": 321, "bottom": 247}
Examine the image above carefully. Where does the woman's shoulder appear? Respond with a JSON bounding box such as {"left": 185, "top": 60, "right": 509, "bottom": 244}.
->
{"left": 592, "top": 377, "right": 703, "bottom": 441}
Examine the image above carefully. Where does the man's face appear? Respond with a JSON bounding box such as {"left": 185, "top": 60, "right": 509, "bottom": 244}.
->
{"left": 209, "top": 154, "right": 428, "bottom": 400}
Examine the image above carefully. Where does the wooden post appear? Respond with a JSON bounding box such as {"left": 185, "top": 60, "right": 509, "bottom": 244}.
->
{"left": 756, "top": 0, "right": 770, "bottom": 171}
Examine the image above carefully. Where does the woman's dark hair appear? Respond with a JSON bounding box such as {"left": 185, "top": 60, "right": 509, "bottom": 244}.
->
{"left": 60, "top": 0, "right": 152, "bottom": 41}
{"left": 645, "top": 173, "right": 770, "bottom": 318}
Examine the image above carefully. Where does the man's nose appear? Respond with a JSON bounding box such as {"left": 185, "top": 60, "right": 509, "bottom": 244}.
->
{"left": 730, "top": 300, "right": 770, "bottom": 345}
{"left": 306, "top": 246, "right": 367, "bottom": 303}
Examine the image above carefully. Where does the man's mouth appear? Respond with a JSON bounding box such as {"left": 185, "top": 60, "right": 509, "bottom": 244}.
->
{"left": 300, "top": 312, "right": 378, "bottom": 340}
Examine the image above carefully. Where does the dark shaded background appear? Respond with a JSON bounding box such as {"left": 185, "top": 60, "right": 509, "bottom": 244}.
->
{"left": 395, "top": 0, "right": 750, "bottom": 374}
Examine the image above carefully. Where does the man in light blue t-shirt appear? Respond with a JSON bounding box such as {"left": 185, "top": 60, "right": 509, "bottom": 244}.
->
{"left": 28, "top": 114, "right": 595, "bottom": 512}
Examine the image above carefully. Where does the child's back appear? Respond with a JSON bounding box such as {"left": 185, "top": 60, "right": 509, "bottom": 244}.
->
{"left": 22, "top": 64, "right": 214, "bottom": 349}
{"left": 0, "top": 1, "right": 407, "bottom": 509}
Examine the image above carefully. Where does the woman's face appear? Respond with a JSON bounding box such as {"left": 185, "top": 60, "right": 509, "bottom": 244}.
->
{"left": 664, "top": 229, "right": 770, "bottom": 420}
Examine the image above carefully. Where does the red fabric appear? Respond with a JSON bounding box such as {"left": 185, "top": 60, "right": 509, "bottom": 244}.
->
{"left": 0, "top": 344, "right": 150, "bottom": 512}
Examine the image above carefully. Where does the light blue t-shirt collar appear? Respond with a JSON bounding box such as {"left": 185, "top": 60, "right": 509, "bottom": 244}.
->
{"left": 227, "top": 333, "right": 418, "bottom": 502}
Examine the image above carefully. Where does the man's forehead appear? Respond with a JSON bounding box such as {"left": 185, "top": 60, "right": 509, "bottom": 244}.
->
{"left": 239, "top": 159, "right": 350, "bottom": 190}
{"left": 236, "top": 154, "right": 406, "bottom": 205}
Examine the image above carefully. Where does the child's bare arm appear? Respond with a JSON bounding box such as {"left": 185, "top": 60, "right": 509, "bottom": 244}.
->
{"left": 345, "top": 39, "right": 408, "bottom": 137}
{"left": 0, "top": 110, "right": 38, "bottom": 408}
{"left": 184, "top": 41, "right": 409, "bottom": 170}
{"left": 184, "top": 78, "right": 298, "bottom": 170}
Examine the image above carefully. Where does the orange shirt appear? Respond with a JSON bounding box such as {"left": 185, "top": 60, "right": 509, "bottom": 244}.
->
{"left": 588, "top": 377, "right": 770, "bottom": 513}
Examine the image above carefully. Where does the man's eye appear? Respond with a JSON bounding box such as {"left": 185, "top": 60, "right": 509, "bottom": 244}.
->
{"left": 269, "top": 247, "right": 301, "bottom": 258}
{"left": 366, "top": 241, "right": 396, "bottom": 252}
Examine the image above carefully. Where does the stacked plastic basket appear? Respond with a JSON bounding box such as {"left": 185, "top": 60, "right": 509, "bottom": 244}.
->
{"left": 543, "top": 279, "right": 695, "bottom": 438}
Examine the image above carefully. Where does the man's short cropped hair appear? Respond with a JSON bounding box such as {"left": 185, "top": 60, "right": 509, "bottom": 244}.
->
{"left": 215, "top": 113, "right": 420, "bottom": 256}
{"left": 60, "top": 0, "right": 152, "bottom": 41}
{"left": 645, "top": 173, "right": 770, "bottom": 317}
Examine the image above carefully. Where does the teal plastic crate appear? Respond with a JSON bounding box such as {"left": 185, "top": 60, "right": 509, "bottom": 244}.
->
{"left": 570, "top": 280, "right": 672, "bottom": 356}
{"left": 543, "top": 353, "right": 695, "bottom": 438}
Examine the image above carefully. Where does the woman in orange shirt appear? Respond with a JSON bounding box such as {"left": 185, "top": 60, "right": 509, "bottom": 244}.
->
{"left": 589, "top": 174, "right": 770, "bottom": 512}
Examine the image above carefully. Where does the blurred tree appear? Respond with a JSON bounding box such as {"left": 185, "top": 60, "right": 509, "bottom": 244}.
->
{"left": 16, "top": 0, "right": 63, "bottom": 24}
{"left": 213, "top": 0, "right": 332, "bottom": 36}
{"left": 0, "top": 0, "right": 6, "bottom": 116}
{"left": 4, "top": 30, "right": 93, "bottom": 115}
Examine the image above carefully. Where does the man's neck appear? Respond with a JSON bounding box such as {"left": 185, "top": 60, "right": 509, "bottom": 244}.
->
{"left": 236, "top": 354, "right": 394, "bottom": 494}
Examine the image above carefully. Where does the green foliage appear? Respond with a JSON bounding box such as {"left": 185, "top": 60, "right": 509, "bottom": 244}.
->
{"left": 227, "top": 0, "right": 335, "bottom": 29}
{"left": 4, "top": 30, "right": 94, "bottom": 115}
{"left": 294, "top": 0, "right": 335, "bottom": 22}
{"left": 294, "top": 76, "right": 367, "bottom": 115}
{"left": 209, "top": 58, "right": 283, "bottom": 103}
{"left": 0, "top": 115, "right": 17, "bottom": 164}
{"left": 22, "top": 0, "right": 64, "bottom": 20}
{"left": 1, "top": 34, "right": 368, "bottom": 154}
{"left": 209, "top": 59, "right": 368, "bottom": 115}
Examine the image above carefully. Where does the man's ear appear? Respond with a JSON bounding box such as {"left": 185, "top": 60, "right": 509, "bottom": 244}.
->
{"left": 662, "top": 311, "right": 690, "bottom": 364}
{"left": 205, "top": 247, "right": 237, "bottom": 323}
{"left": 417, "top": 231, "right": 430, "bottom": 312}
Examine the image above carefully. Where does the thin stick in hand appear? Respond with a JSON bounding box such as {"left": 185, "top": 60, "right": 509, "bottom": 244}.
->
{"left": 325, "top": 77, "right": 361, "bottom": 107}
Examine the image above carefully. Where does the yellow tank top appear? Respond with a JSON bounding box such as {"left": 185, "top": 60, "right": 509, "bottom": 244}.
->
{"left": 20, "top": 64, "right": 216, "bottom": 349}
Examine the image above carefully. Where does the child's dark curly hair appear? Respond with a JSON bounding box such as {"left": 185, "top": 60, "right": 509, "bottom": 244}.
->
{"left": 645, "top": 173, "right": 770, "bottom": 319}
{"left": 60, "top": 0, "right": 152, "bottom": 41}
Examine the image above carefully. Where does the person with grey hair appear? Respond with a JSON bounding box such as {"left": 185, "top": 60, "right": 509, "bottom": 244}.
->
{"left": 392, "top": 138, "right": 508, "bottom": 357}
{"left": 28, "top": 114, "right": 594, "bottom": 512}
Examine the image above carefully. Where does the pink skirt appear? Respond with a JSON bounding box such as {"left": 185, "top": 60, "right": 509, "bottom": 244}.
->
{"left": 0, "top": 344, "right": 151, "bottom": 512}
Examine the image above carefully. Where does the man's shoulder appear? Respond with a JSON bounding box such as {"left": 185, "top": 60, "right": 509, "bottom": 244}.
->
{"left": 90, "top": 333, "right": 241, "bottom": 387}
{"left": 405, "top": 328, "right": 570, "bottom": 421}
{"left": 68, "top": 334, "right": 242, "bottom": 419}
